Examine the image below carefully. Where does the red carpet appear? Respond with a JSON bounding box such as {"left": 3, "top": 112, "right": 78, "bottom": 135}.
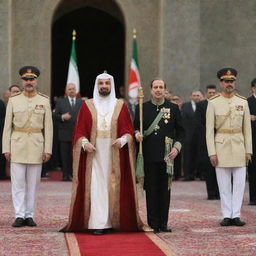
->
{"left": 2, "top": 179, "right": 256, "bottom": 255}
{"left": 65, "top": 232, "right": 173, "bottom": 256}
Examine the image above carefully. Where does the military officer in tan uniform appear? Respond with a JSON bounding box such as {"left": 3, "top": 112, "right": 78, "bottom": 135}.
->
{"left": 206, "top": 68, "right": 252, "bottom": 227}
{"left": 2, "top": 66, "right": 53, "bottom": 227}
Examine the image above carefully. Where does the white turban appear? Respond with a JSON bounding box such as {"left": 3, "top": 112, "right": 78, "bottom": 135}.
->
{"left": 93, "top": 72, "right": 117, "bottom": 116}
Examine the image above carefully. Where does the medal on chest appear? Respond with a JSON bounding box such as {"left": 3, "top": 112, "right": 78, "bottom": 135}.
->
{"left": 235, "top": 105, "right": 243, "bottom": 111}
{"left": 161, "top": 107, "right": 170, "bottom": 124}
{"left": 154, "top": 124, "right": 160, "bottom": 135}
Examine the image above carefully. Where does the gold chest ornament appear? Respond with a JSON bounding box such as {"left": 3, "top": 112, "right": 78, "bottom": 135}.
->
{"left": 161, "top": 107, "right": 171, "bottom": 124}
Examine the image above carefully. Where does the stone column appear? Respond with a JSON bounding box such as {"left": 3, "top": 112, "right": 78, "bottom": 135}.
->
{"left": 0, "top": 0, "right": 12, "bottom": 95}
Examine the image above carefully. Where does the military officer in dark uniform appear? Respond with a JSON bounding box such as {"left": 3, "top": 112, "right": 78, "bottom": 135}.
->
{"left": 247, "top": 78, "right": 256, "bottom": 205}
{"left": 134, "top": 79, "right": 184, "bottom": 233}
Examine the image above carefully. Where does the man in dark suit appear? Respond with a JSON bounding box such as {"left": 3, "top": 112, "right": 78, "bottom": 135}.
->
{"left": 171, "top": 95, "right": 184, "bottom": 180}
{"left": 247, "top": 78, "right": 256, "bottom": 205}
{"left": 0, "top": 98, "right": 6, "bottom": 179}
{"left": 134, "top": 79, "right": 184, "bottom": 233}
{"left": 196, "top": 85, "right": 219, "bottom": 199}
{"left": 54, "top": 83, "right": 83, "bottom": 181}
{"left": 182, "top": 89, "right": 203, "bottom": 180}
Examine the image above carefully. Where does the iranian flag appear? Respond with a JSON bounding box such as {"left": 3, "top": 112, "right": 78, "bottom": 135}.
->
{"left": 67, "top": 30, "right": 80, "bottom": 93}
{"left": 128, "top": 34, "right": 141, "bottom": 103}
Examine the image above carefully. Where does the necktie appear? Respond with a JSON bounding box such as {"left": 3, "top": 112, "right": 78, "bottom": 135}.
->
{"left": 71, "top": 98, "right": 75, "bottom": 108}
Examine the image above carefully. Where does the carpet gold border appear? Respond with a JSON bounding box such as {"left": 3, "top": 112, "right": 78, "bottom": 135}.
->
{"left": 65, "top": 233, "right": 81, "bottom": 256}
{"left": 146, "top": 232, "right": 178, "bottom": 256}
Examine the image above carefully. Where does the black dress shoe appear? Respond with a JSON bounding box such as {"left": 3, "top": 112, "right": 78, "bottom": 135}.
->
{"left": 199, "top": 176, "right": 206, "bottom": 181}
{"left": 153, "top": 228, "right": 161, "bottom": 234}
{"left": 232, "top": 218, "right": 246, "bottom": 226}
{"left": 93, "top": 229, "right": 104, "bottom": 235}
{"left": 25, "top": 218, "right": 37, "bottom": 227}
{"left": 208, "top": 195, "right": 220, "bottom": 200}
{"left": 220, "top": 218, "right": 232, "bottom": 226}
{"left": 41, "top": 172, "right": 49, "bottom": 178}
{"left": 12, "top": 218, "right": 25, "bottom": 227}
{"left": 0, "top": 176, "right": 10, "bottom": 180}
{"left": 62, "top": 176, "right": 71, "bottom": 181}
{"left": 104, "top": 228, "right": 114, "bottom": 234}
{"left": 248, "top": 201, "right": 256, "bottom": 205}
{"left": 160, "top": 227, "right": 172, "bottom": 232}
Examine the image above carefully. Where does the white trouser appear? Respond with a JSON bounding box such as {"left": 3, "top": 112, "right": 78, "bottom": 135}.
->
{"left": 216, "top": 167, "right": 246, "bottom": 219}
{"left": 11, "top": 162, "right": 42, "bottom": 219}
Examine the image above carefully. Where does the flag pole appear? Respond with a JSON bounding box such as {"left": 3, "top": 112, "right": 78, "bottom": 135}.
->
{"left": 138, "top": 86, "right": 144, "bottom": 154}
{"left": 134, "top": 28, "right": 144, "bottom": 184}
{"left": 136, "top": 85, "right": 144, "bottom": 186}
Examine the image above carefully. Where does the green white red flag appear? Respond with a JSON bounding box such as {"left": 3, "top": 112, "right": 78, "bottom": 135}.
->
{"left": 128, "top": 32, "right": 141, "bottom": 103}
{"left": 67, "top": 30, "right": 80, "bottom": 93}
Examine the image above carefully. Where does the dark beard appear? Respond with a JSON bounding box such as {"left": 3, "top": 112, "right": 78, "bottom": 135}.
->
{"left": 99, "top": 89, "right": 111, "bottom": 96}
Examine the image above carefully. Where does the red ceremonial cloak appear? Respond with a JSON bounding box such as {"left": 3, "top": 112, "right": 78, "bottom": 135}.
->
{"left": 61, "top": 99, "right": 142, "bottom": 232}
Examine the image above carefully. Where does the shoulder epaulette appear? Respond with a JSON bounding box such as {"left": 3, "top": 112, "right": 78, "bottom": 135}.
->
{"left": 10, "top": 92, "right": 22, "bottom": 98}
{"left": 209, "top": 94, "right": 220, "bottom": 100}
{"left": 38, "top": 92, "right": 49, "bottom": 99}
{"left": 235, "top": 93, "right": 246, "bottom": 100}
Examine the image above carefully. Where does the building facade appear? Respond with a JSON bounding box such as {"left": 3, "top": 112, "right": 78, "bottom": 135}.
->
{"left": 0, "top": 0, "right": 256, "bottom": 100}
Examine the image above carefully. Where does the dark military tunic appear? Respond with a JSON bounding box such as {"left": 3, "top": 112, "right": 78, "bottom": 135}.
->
{"left": 134, "top": 100, "right": 184, "bottom": 229}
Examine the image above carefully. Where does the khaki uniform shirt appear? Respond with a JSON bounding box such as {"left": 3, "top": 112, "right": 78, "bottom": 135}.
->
{"left": 206, "top": 93, "right": 252, "bottom": 167}
{"left": 2, "top": 91, "right": 53, "bottom": 164}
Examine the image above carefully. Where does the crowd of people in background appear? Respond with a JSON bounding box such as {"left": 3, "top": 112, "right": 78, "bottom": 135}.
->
{"left": 1, "top": 76, "right": 256, "bottom": 205}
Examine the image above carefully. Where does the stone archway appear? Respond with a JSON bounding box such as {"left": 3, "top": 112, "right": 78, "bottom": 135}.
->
{"left": 51, "top": 1, "right": 125, "bottom": 98}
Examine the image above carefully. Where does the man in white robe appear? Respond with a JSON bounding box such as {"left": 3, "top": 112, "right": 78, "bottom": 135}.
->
{"left": 61, "top": 72, "right": 142, "bottom": 234}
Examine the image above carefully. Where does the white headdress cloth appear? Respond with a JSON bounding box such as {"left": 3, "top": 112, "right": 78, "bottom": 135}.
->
{"left": 93, "top": 72, "right": 117, "bottom": 116}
